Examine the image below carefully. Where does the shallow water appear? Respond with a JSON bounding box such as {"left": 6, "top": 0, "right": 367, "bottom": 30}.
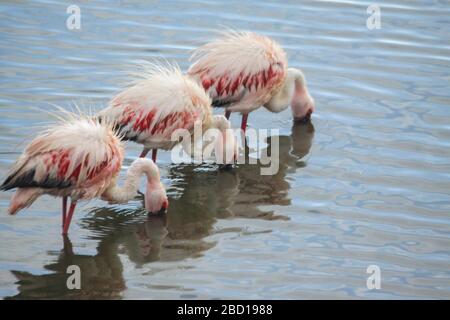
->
{"left": 1, "top": 0, "right": 450, "bottom": 299}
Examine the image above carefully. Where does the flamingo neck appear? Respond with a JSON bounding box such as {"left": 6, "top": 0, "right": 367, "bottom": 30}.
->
{"left": 102, "top": 158, "right": 160, "bottom": 204}
{"left": 263, "top": 68, "right": 306, "bottom": 113}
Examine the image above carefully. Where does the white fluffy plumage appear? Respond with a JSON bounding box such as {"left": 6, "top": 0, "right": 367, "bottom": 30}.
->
{"left": 187, "top": 30, "right": 288, "bottom": 114}
{"left": 98, "top": 62, "right": 213, "bottom": 149}
{"left": 5, "top": 116, "right": 122, "bottom": 190}
{"left": 189, "top": 30, "right": 287, "bottom": 81}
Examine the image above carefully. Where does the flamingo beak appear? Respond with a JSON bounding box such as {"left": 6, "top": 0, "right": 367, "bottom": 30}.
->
{"left": 294, "top": 109, "right": 313, "bottom": 123}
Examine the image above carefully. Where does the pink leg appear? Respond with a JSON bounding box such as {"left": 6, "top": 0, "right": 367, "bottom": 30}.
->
{"left": 241, "top": 114, "right": 249, "bottom": 133}
{"left": 152, "top": 149, "right": 157, "bottom": 162}
{"left": 62, "top": 201, "right": 77, "bottom": 235}
{"left": 225, "top": 110, "right": 231, "bottom": 120}
{"left": 139, "top": 148, "right": 150, "bottom": 158}
{"left": 62, "top": 196, "right": 67, "bottom": 227}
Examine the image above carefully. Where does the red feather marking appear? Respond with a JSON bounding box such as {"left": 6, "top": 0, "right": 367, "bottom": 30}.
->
{"left": 258, "top": 71, "right": 264, "bottom": 89}
{"left": 43, "top": 156, "right": 51, "bottom": 172}
{"left": 262, "top": 69, "right": 268, "bottom": 84}
{"left": 267, "top": 65, "right": 274, "bottom": 79}
{"left": 205, "top": 62, "right": 284, "bottom": 100}
{"left": 120, "top": 106, "right": 136, "bottom": 127}
{"left": 51, "top": 153, "right": 57, "bottom": 165}
{"left": 57, "top": 151, "right": 70, "bottom": 178}
{"left": 223, "top": 77, "right": 232, "bottom": 96}
{"left": 87, "top": 160, "right": 109, "bottom": 180}
{"left": 253, "top": 73, "right": 260, "bottom": 91}
{"left": 202, "top": 78, "right": 212, "bottom": 90}
{"left": 216, "top": 77, "right": 225, "bottom": 96}
{"left": 242, "top": 63, "right": 282, "bottom": 92}
{"left": 70, "top": 164, "right": 82, "bottom": 181}
{"left": 230, "top": 74, "right": 241, "bottom": 95}
{"left": 149, "top": 110, "right": 199, "bottom": 136}
{"left": 134, "top": 109, "right": 156, "bottom": 132}
{"left": 68, "top": 154, "right": 90, "bottom": 181}
{"left": 244, "top": 74, "right": 252, "bottom": 88}
{"left": 151, "top": 113, "right": 166, "bottom": 135}
{"left": 86, "top": 146, "right": 118, "bottom": 181}
{"left": 132, "top": 108, "right": 144, "bottom": 131}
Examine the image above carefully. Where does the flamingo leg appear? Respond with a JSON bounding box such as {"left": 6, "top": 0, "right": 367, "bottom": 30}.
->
{"left": 152, "top": 149, "right": 157, "bottom": 162}
{"left": 139, "top": 148, "right": 150, "bottom": 158}
{"left": 225, "top": 110, "right": 231, "bottom": 120}
{"left": 62, "top": 201, "right": 77, "bottom": 235}
{"left": 62, "top": 196, "right": 67, "bottom": 227}
{"left": 241, "top": 114, "right": 249, "bottom": 133}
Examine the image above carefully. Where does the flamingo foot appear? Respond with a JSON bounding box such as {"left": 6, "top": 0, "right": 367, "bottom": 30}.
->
{"left": 147, "top": 207, "right": 167, "bottom": 217}
{"left": 293, "top": 109, "right": 312, "bottom": 123}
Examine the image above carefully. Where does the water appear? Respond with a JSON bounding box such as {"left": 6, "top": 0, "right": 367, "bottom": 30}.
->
{"left": 0, "top": 0, "right": 449, "bottom": 299}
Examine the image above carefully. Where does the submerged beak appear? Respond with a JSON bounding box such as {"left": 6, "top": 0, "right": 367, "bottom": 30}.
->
{"left": 148, "top": 206, "right": 168, "bottom": 216}
{"left": 294, "top": 109, "right": 313, "bottom": 123}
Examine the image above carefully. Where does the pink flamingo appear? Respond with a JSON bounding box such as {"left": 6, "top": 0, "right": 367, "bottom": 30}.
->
{"left": 188, "top": 31, "right": 315, "bottom": 132}
{"left": 98, "top": 64, "right": 235, "bottom": 163}
{"left": 1, "top": 116, "right": 168, "bottom": 235}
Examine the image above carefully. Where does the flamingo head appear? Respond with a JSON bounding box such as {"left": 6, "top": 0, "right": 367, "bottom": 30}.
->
{"left": 144, "top": 181, "right": 169, "bottom": 214}
{"left": 291, "top": 92, "right": 315, "bottom": 123}
{"left": 291, "top": 86, "right": 315, "bottom": 123}
{"left": 288, "top": 68, "right": 315, "bottom": 123}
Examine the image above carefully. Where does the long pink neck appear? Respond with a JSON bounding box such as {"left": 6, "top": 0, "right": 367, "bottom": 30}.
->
{"left": 102, "top": 158, "right": 160, "bottom": 203}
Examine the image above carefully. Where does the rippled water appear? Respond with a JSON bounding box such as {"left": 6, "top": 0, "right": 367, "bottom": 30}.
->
{"left": 1, "top": 0, "right": 449, "bottom": 299}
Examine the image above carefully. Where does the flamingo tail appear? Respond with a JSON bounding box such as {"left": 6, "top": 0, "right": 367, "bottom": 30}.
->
{"left": 8, "top": 188, "right": 43, "bottom": 215}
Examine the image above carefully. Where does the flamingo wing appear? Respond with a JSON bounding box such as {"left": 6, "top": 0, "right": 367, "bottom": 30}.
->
{"left": 188, "top": 31, "right": 288, "bottom": 112}
{"left": 1, "top": 120, "right": 122, "bottom": 193}
{"left": 98, "top": 68, "right": 211, "bottom": 146}
{"left": 101, "top": 89, "right": 202, "bottom": 144}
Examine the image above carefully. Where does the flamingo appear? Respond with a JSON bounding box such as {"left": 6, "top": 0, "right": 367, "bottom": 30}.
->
{"left": 1, "top": 115, "right": 168, "bottom": 235}
{"left": 98, "top": 63, "right": 236, "bottom": 164}
{"left": 188, "top": 30, "right": 315, "bottom": 132}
